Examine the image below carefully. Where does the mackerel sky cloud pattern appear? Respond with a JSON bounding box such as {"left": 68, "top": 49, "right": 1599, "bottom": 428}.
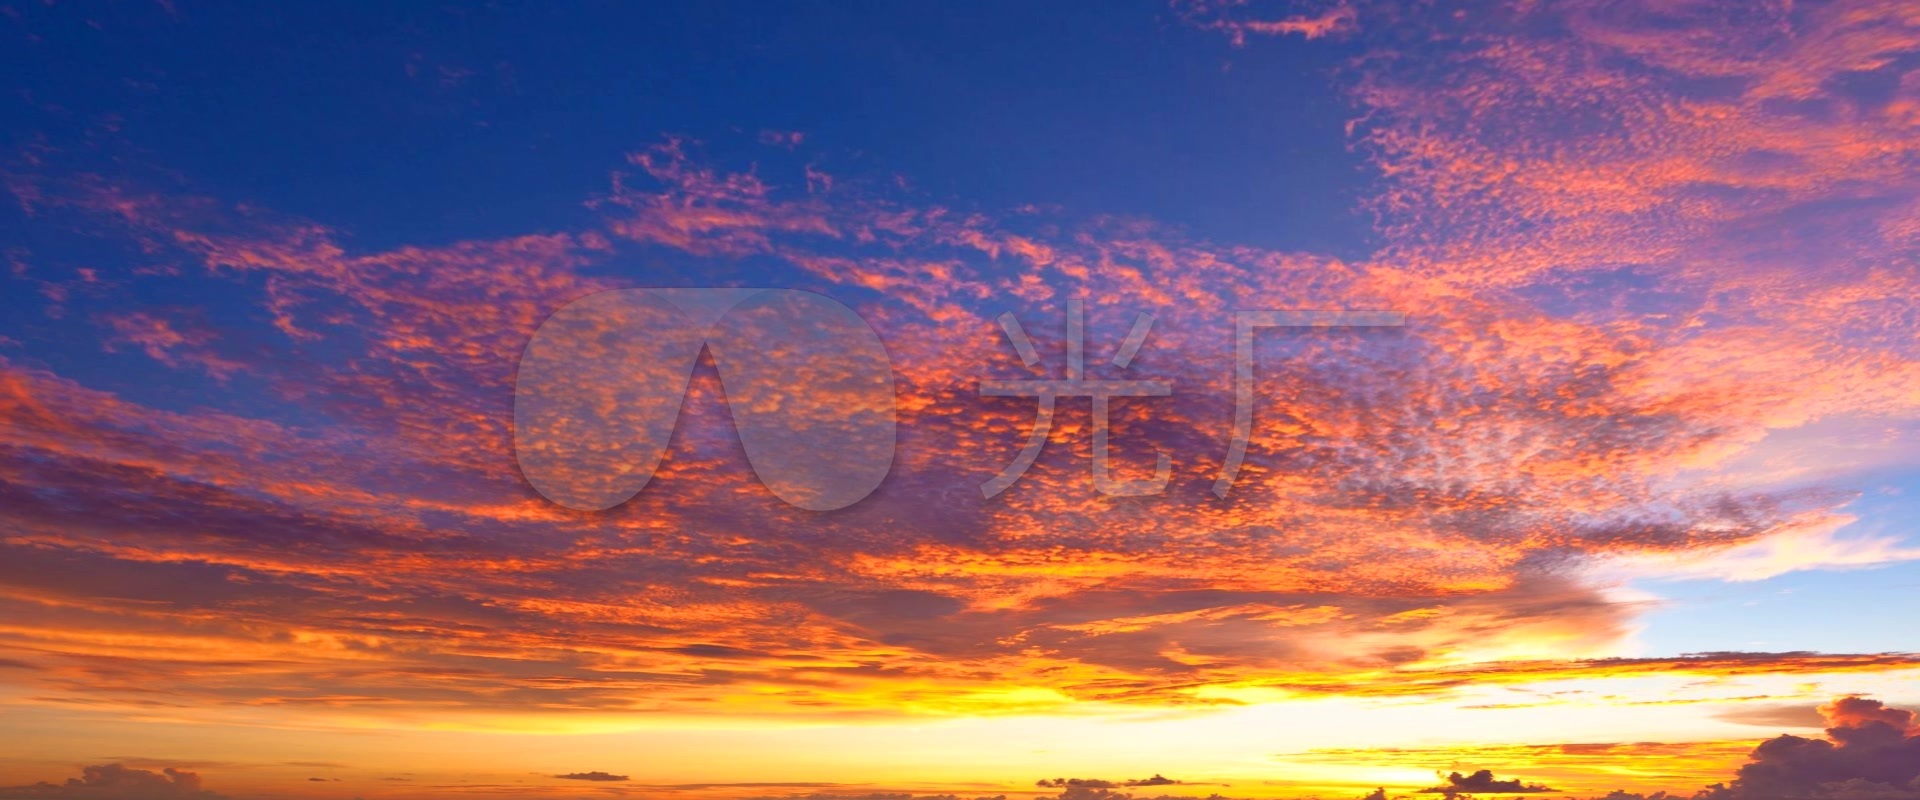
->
{"left": 1, "top": 1, "right": 1919, "bottom": 798}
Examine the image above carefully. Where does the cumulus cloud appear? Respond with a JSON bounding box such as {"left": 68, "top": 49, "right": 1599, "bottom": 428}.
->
{"left": 1702, "top": 697, "right": 1920, "bottom": 800}
{"left": 0, "top": 764, "right": 226, "bottom": 799}
{"left": 1822, "top": 697, "right": 1920, "bottom": 735}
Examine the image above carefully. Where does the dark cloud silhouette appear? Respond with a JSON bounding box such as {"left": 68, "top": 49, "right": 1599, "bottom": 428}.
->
{"left": 1039, "top": 776, "right": 1182, "bottom": 789}
{"left": 1702, "top": 697, "right": 1920, "bottom": 800}
{"left": 0, "top": 700, "right": 1915, "bottom": 800}
{"left": 0, "top": 764, "right": 226, "bottom": 799}
{"left": 1048, "top": 787, "right": 1232, "bottom": 800}
{"left": 1419, "top": 770, "right": 1556, "bottom": 794}
{"left": 1040, "top": 780, "right": 1123, "bottom": 789}
{"left": 554, "top": 771, "right": 631, "bottom": 782}
{"left": 743, "top": 795, "right": 1005, "bottom": 800}
{"left": 993, "top": 699, "right": 1920, "bottom": 800}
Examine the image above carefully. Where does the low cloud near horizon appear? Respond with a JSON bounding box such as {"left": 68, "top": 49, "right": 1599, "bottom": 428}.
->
{"left": 5, "top": 696, "right": 1915, "bottom": 800}
{"left": 554, "top": 771, "right": 631, "bottom": 782}
{"left": 0, "top": 764, "right": 226, "bottom": 800}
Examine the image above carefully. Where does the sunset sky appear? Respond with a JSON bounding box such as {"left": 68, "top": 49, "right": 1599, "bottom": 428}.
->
{"left": 4, "top": 2, "right": 1920, "bottom": 799}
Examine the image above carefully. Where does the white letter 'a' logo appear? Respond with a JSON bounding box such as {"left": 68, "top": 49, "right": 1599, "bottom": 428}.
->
{"left": 514, "top": 288, "right": 896, "bottom": 512}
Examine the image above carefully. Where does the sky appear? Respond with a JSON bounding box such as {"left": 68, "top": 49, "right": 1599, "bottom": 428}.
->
{"left": 3, "top": 1, "right": 1920, "bottom": 799}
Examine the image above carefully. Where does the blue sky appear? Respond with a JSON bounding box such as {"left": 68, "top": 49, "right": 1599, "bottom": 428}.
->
{"left": 2, "top": 1, "right": 1369, "bottom": 254}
